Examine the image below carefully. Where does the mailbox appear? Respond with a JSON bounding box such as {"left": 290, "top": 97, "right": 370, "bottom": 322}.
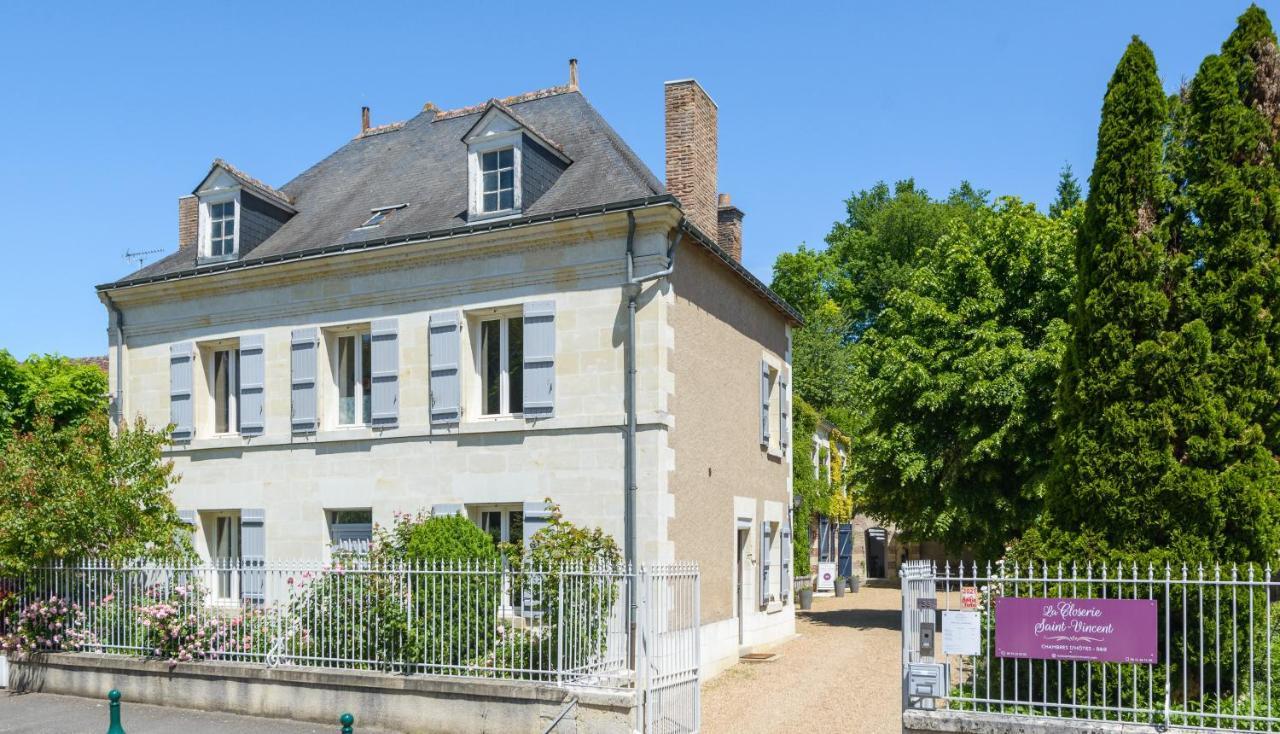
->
{"left": 907, "top": 661, "right": 949, "bottom": 701}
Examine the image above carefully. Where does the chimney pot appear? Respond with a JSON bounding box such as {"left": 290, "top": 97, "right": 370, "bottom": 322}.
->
{"left": 569, "top": 58, "right": 579, "bottom": 90}
{"left": 664, "top": 79, "right": 718, "bottom": 236}
{"left": 361, "top": 106, "right": 370, "bottom": 134}
{"left": 718, "top": 193, "right": 731, "bottom": 208}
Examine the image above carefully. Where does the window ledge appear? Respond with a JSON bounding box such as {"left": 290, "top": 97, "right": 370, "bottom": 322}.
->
{"left": 766, "top": 447, "right": 784, "bottom": 461}
{"left": 468, "top": 209, "right": 522, "bottom": 223}
{"left": 317, "top": 426, "right": 375, "bottom": 441}
{"left": 196, "top": 253, "right": 239, "bottom": 266}
{"left": 766, "top": 600, "right": 785, "bottom": 615}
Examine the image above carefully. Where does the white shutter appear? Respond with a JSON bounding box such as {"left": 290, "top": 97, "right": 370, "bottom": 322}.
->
{"left": 238, "top": 334, "right": 265, "bottom": 435}
{"left": 760, "top": 360, "right": 771, "bottom": 447}
{"left": 169, "top": 342, "right": 194, "bottom": 441}
{"left": 291, "top": 328, "right": 318, "bottom": 433}
{"left": 240, "top": 509, "right": 266, "bottom": 604}
{"left": 369, "top": 318, "right": 399, "bottom": 428}
{"left": 522, "top": 301, "right": 556, "bottom": 418}
{"left": 429, "top": 312, "right": 461, "bottom": 425}
{"left": 779, "top": 367, "right": 790, "bottom": 452}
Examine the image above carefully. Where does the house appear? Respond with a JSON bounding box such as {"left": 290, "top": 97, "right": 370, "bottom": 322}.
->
{"left": 805, "top": 417, "right": 960, "bottom": 584}
{"left": 95, "top": 62, "right": 799, "bottom": 677}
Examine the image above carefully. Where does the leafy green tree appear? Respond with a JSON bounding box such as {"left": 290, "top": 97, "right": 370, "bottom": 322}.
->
{"left": 851, "top": 198, "right": 1074, "bottom": 556}
{"left": 1049, "top": 163, "right": 1082, "bottom": 218}
{"left": 0, "top": 412, "right": 188, "bottom": 574}
{"left": 825, "top": 180, "right": 987, "bottom": 338}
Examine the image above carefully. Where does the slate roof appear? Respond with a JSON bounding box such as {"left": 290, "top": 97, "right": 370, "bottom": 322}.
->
{"left": 99, "top": 86, "right": 801, "bottom": 324}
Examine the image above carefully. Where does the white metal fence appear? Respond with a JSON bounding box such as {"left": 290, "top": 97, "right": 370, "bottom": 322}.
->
{"left": 902, "top": 559, "right": 1280, "bottom": 732}
{"left": 6, "top": 558, "right": 698, "bottom": 714}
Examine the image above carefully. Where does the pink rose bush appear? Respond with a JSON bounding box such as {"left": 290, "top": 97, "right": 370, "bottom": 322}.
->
{"left": 1, "top": 596, "right": 93, "bottom": 656}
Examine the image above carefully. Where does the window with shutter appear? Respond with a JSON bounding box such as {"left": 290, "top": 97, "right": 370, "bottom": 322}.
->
{"left": 291, "top": 328, "right": 319, "bottom": 432}
{"left": 760, "top": 521, "right": 771, "bottom": 607}
{"left": 170, "top": 342, "right": 194, "bottom": 440}
{"left": 238, "top": 334, "right": 265, "bottom": 435}
{"left": 779, "top": 368, "right": 790, "bottom": 452}
{"left": 240, "top": 509, "right": 266, "bottom": 604}
{"left": 781, "top": 517, "right": 792, "bottom": 602}
{"left": 522, "top": 301, "right": 556, "bottom": 418}
{"left": 369, "top": 318, "right": 399, "bottom": 428}
{"left": 429, "top": 312, "right": 461, "bottom": 424}
{"left": 760, "top": 361, "right": 770, "bottom": 446}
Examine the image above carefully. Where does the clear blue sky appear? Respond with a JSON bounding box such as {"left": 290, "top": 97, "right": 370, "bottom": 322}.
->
{"left": 2, "top": 1, "right": 1274, "bottom": 358}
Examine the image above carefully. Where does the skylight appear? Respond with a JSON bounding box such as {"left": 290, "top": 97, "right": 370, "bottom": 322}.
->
{"left": 359, "top": 203, "right": 408, "bottom": 229}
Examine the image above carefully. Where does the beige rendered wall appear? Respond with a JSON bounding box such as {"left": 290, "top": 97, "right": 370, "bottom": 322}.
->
{"left": 667, "top": 242, "right": 791, "bottom": 629}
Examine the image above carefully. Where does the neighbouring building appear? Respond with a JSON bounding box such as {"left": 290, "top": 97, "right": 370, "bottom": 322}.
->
{"left": 96, "top": 62, "right": 800, "bottom": 677}
{"left": 805, "top": 417, "right": 960, "bottom": 583}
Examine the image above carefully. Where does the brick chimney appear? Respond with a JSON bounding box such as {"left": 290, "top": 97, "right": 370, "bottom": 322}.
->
{"left": 361, "top": 106, "right": 371, "bottom": 134}
{"left": 178, "top": 195, "right": 198, "bottom": 254}
{"left": 716, "top": 193, "right": 744, "bottom": 261}
{"left": 664, "top": 79, "right": 718, "bottom": 236}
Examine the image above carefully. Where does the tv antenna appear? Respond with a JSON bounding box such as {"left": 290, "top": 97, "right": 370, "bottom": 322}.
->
{"left": 123, "top": 248, "right": 164, "bottom": 268}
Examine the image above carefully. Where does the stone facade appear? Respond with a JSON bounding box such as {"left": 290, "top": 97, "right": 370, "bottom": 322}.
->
{"left": 103, "top": 203, "right": 795, "bottom": 676}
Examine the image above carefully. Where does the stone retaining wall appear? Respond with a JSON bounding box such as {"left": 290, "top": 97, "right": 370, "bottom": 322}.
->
{"left": 8, "top": 653, "right": 634, "bottom": 734}
{"left": 903, "top": 709, "right": 1160, "bottom": 733}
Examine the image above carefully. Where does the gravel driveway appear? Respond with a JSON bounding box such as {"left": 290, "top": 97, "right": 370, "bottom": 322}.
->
{"left": 702, "top": 586, "right": 902, "bottom": 734}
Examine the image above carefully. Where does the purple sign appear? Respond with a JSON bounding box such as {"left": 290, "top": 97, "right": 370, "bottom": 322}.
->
{"left": 995, "top": 597, "right": 1157, "bottom": 664}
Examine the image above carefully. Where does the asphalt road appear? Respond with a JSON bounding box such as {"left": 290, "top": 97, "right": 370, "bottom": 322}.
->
{"left": 0, "top": 691, "right": 392, "bottom": 733}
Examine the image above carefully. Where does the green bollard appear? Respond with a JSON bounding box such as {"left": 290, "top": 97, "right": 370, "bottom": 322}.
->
{"left": 339, "top": 712, "right": 354, "bottom": 733}
{"left": 106, "top": 689, "right": 125, "bottom": 734}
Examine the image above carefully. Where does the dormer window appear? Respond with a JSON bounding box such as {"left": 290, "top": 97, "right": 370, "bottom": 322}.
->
{"left": 209, "top": 200, "right": 237, "bottom": 256}
{"left": 464, "top": 101, "right": 570, "bottom": 221}
{"left": 481, "top": 149, "right": 515, "bottom": 213}
{"left": 192, "top": 159, "right": 296, "bottom": 263}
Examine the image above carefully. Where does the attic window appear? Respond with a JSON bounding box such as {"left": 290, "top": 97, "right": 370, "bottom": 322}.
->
{"left": 358, "top": 203, "right": 408, "bottom": 229}
{"left": 209, "top": 200, "right": 237, "bottom": 257}
{"left": 481, "top": 149, "right": 515, "bottom": 213}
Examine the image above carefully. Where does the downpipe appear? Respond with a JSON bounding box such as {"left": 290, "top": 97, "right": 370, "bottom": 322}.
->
{"left": 101, "top": 292, "right": 125, "bottom": 428}
{"left": 624, "top": 211, "right": 684, "bottom": 669}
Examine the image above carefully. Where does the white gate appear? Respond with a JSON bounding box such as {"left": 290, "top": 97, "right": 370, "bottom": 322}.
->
{"left": 639, "top": 562, "right": 701, "bottom": 733}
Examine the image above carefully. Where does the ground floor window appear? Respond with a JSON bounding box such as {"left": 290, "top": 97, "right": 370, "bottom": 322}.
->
{"left": 328, "top": 509, "right": 373, "bottom": 554}
{"left": 205, "top": 511, "right": 240, "bottom": 600}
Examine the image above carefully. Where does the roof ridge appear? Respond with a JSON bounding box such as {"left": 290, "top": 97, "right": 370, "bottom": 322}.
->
{"left": 355, "top": 121, "right": 406, "bottom": 139}
{"left": 211, "top": 158, "right": 295, "bottom": 208}
{"left": 434, "top": 84, "right": 573, "bottom": 121}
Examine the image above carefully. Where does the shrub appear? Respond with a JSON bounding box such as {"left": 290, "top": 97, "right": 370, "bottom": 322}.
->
{"left": 1, "top": 596, "right": 91, "bottom": 655}
{"left": 400, "top": 513, "right": 499, "bottom": 563}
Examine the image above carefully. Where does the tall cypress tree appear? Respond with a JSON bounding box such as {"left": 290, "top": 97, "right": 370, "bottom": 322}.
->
{"left": 1046, "top": 39, "right": 1226, "bottom": 560}
{"left": 1179, "top": 6, "right": 1280, "bottom": 560}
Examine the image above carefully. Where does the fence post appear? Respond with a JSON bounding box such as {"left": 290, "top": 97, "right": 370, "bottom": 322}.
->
{"left": 105, "top": 689, "right": 124, "bottom": 734}
{"left": 339, "top": 712, "right": 354, "bottom": 733}
{"left": 557, "top": 567, "right": 565, "bottom": 686}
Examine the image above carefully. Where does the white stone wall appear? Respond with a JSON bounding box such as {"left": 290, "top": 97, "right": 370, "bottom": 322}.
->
{"left": 110, "top": 213, "right": 677, "bottom": 564}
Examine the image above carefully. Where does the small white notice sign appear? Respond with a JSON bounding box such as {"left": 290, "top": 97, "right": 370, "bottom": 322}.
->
{"left": 942, "top": 610, "right": 982, "bottom": 657}
{"left": 816, "top": 562, "right": 837, "bottom": 591}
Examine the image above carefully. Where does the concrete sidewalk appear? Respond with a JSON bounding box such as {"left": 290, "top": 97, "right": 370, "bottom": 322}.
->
{"left": 0, "top": 691, "right": 393, "bottom": 733}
